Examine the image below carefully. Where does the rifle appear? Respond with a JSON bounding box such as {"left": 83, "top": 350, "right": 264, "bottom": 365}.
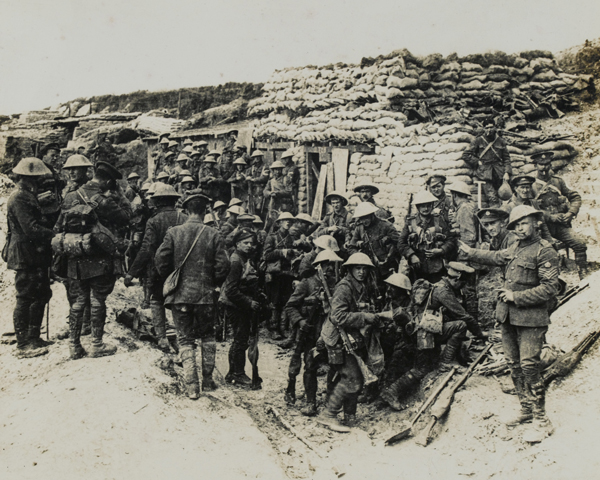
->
{"left": 247, "top": 309, "right": 262, "bottom": 390}
{"left": 542, "top": 329, "right": 600, "bottom": 385}
{"left": 550, "top": 279, "right": 589, "bottom": 314}
{"left": 247, "top": 180, "right": 255, "bottom": 215}
{"left": 385, "top": 366, "right": 456, "bottom": 445}
{"left": 316, "top": 265, "right": 378, "bottom": 386}
{"left": 415, "top": 343, "right": 492, "bottom": 446}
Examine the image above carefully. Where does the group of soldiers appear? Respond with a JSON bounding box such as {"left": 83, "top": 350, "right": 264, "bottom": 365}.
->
{"left": 5, "top": 125, "right": 589, "bottom": 444}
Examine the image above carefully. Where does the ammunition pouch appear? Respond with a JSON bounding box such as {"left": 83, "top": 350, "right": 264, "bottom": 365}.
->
{"left": 326, "top": 344, "right": 344, "bottom": 365}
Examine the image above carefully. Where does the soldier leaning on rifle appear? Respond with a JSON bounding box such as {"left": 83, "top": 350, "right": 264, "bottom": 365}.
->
{"left": 532, "top": 151, "right": 589, "bottom": 279}
{"left": 462, "top": 116, "right": 512, "bottom": 207}
{"left": 283, "top": 250, "right": 342, "bottom": 416}
{"left": 347, "top": 202, "right": 400, "bottom": 283}
{"left": 460, "top": 205, "right": 560, "bottom": 443}
{"left": 317, "top": 253, "right": 384, "bottom": 433}
{"left": 155, "top": 193, "right": 230, "bottom": 399}
{"left": 221, "top": 228, "right": 263, "bottom": 388}
{"left": 398, "top": 190, "right": 456, "bottom": 284}
{"left": 4, "top": 158, "right": 55, "bottom": 358}
{"left": 124, "top": 184, "right": 187, "bottom": 351}
{"left": 55, "top": 162, "right": 131, "bottom": 359}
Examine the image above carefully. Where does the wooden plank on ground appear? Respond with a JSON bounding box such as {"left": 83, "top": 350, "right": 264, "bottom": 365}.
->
{"left": 311, "top": 165, "right": 328, "bottom": 220}
{"left": 332, "top": 148, "right": 349, "bottom": 192}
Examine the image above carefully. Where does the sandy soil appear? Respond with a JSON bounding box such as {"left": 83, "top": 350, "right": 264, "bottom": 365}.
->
{"left": 2, "top": 106, "right": 600, "bottom": 480}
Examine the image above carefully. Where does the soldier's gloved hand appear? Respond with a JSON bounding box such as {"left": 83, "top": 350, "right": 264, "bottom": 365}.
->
{"left": 409, "top": 254, "right": 421, "bottom": 269}
{"left": 123, "top": 275, "right": 134, "bottom": 287}
{"left": 250, "top": 300, "right": 260, "bottom": 311}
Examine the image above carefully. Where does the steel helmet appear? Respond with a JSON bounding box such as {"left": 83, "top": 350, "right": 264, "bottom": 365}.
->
{"left": 176, "top": 154, "right": 189, "bottom": 163}
{"left": 183, "top": 138, "right": 193, "bottom": 146}
{"left": 447, "top": 180, "right": 472, "bottom": 197}
{"left": 385, "top": 273, "right": 412, "bottom": 291}
{"left": 507, "top": 205, "right": 544, "bottom": 230}
{"left": 295, "top": 213, "right": 316, "bottom": 225}
{"left": 343, "top": 252, "right": 375, "bottom": 268}
{"left": 182, "top": 146, "right": 194, "bottom": 154}
{"left": 313, "top": 234, "right": 340, "bottom": 252}
{"left": 352, "top": 202, "right": 380, "bottom": 218}
{"left": 140, "top": 183, "right": 151, "bottom": 192}
{"left": 203, "top": 156, "right": 217, "bottom": 163}
{"left": 413, "top": 190, "right": 438, "bottom": 205}
{"left": 207, "top": 150, "right": 221, "bottom": 157}
{"left": 233, "top": 158, "right": 247, "bottom": 166}
{"left": 165, "top": 151, "right": 176, "bottom": 159}
{"left": 276, "top": 212, "right": 295, "bottom": 222}
{"left": 270, "top": 160, "right": 285, "bottom": 169}
{"left": 152, "top": 183, "right": 181, "bottom": 198}
{"left": 353, "top": 183, "right": 379, "bottom": 195}
{"left": 178, "top": 169, "right": 191, "bottom": 176}
{"left": 159, "top": 137, "right": 170, "bottom": 145}
{"left": 229, "top": 197, "right": 243, "bottom": 207}
{"left": 204, "top": 213, "right": 216, "bottom": 224}
{"left": 13, "top": 157, "right": 52, "bottom": 176}
{"left": 213, "top": 200, "right": 226, "bottom": 210}
{"left": 227, "top": 205, "right": 245, "bottom": 216}
{"left": 127, "top": 172, "right": 141, "bottom": 180}
{"left": 63, "top": 154, "right": 93, "bottom": 169}
{"left": 251, "top": 150, "right": 265, "bottom": 158}
{"left": 313, "top": 250, "right": 343, "bottom": 265}
{"left": 325, "top": 191, "right": 349, "bottom": 206}
{"left": 181, "top": 176, "right": 195, "bottom": 184}
{"left": 167, "top": 140, "right": 178, "bottom": 149}
{"left": 253, "top": 215, "right": 264, "bottom": 225}
{"left": 156, "top": 171, "right": 169, "bottom": 181}
{"left": 281, "top": 150, "right": 294, "bottom": 159}
{"left": 146, "top": 182, "right": 158, "bottom": 196}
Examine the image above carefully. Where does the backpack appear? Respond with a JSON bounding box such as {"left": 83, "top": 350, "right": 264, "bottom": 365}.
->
{"left": 62, "top": 204, "right": 97, "bottom": 234}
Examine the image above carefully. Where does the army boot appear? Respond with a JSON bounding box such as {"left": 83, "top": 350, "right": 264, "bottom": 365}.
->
{"left": 505, "top": 374, "right": 533, "bottom": 427}
{"left": 270, "top": 308, "right": 284, "bottom": 341}
{"left": 68, "top": 311, "right": 87, "bottom": 360}
{"left": 89, "top": 319, "right": 117, "bottom": 358}
{"left": 28, "top": 302, "right": 54, "bottom": 348}
{"left": 380, "top": 372, "right": 417, "bottom": 411}
{"left": 201, "top": 341, "right": 218, "bottom": 392}
{"left": 302, "top": 368, "right": 318, "bottom": 416}
{"left": 523, "top": 382, "right": 554, "bottom": 443}
{"left": 316, "top": 385, "right": 350, "bottom": 433}
{"left": 284, "top": 377, "right": 296, "bottom": 405}
{"left": 81, "top": 305, "right": 91, "bottom": 336}
{"left": 439, "top": 342, "right": 460, "bottom": 372}
{"left": 180, "top": 346, "right": 200, "bottom": 400}
{"left": 15, "top": 344, "right": 48, "bottom": 359}
{"left": 150, "top": 300, "right": 170, "bottom": 352}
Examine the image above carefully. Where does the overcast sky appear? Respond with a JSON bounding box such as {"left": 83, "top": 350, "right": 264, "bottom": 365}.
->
{"left": 0, "top": 0, "right": 598, "bottom": 115}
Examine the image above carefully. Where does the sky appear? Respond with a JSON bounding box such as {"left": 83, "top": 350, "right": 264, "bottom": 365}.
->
{"left": 0, "top": 0, "right": 598, "bottom": 115}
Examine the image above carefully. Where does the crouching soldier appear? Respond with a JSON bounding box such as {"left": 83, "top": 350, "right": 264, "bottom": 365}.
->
{"left": 317, "top": 253, "right": 384, "bottom": 432}
{"left": 284, "top": 250, "right": 343, "bottom": 416}
{"left": 155, "top": 193, "right": 230, "bottom": 399}
{"left": 460, "top": 205, "right": 560, "bottom": 443}
{"left": 5, "top": 158, "right": 54, "bottom": 358}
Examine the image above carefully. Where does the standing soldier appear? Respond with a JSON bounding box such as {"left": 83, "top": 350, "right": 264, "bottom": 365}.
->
{"left": 228, "top": 158, "right": 249, "bottom": 205}
{"left": 317, "top": 253, "right": 383, "bottom": 432}
{"left": 477, "top": 208, "right": 515, "bottom": 251}
{"left": 462, "top": 117, "right": 512, "bottom": 207}
{"left": 398, "top": 190, "right": 456, "bottom": 284}
{"left": 152, "top": 136, "right": 170, "bottom": 177}
{"left": 281, "top": 150, "right": 299, "bottom": 211}
{"left": 532, "top": 151, "right": 588, "bottom": 278}
{"left": 426, "top": 173, "right": 453, "bottom": 223}
{"left": 38, "top": 143, "right": 65, "bottom": 228}
{"left": 170, "top": 154, "right": 189, "bottom": 184}
{"left": 155, "top": 193, "right": 230, "bottom": 399}
{"left": 284, "top": 250, "right": 343, "bottom": 416}
{"left": 124, "top": 184, "right": 187, "bottom": 351}
{"left": 61, "top": 154, "right": 93, "bottom": 197}
{"left": 56, "top": 162, "right": 131, "bottom": 359}
{"left": 5, "top": 158, "right": 54, "bottom": 358}
{"left": 353, "top": 183, "right": 393, "bottom": 221}
{"left": 347, "top": 202, "right": 400, "bottom": 283}
{"left": 221, "top": 228, "right": 262, "bottom": 387}
{"left": 316, "top": 191, "right": 352, "bottom": 253}
{"left": 247, "top": 150, "right": 269, "bottom": 215}
{"left": 262, "top": 212, "right": 300, "bottom": 340}
{"left": 125, "top": 172, "right": 141, "bottom": 202}
{"left": 263, "top": 161, "right": 294, "bottom": 229}
{"left": 460, "top": 205, "right": 560, "bottom": 443}
{"left": 199, "top": 153, "right": 227, "bottom": 202}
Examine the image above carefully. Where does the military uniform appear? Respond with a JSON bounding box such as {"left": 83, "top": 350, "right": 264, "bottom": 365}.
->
{"left": 502, "top": 195, "right": 554, "bottom": 243}
{"left": 433, "top": 193, "right": 453, "bottom": 224}
{"left": 198, "top": 164, "right": 227, "bottom": 202}
{"left": 462, "top": 134, "right": 512, "bottom": 206}
{"left": 5, "top": 182, "right": 54, "bottom": 350}
{"left": 316, "top": 207, "right": 352, "bottom": 251}
{"left": 398, "top": 212, "right": 455, "bottom": 283}
{"left": 247, "top": 160, "right": 269, "bottom": 214}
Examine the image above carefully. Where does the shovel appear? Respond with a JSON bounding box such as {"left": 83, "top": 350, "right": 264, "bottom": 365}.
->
{"left": 385, "top": 366, "right": 456, "bottom": 446}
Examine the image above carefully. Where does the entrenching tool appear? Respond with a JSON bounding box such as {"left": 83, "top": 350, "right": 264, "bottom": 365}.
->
{"left": 385, "top": 366, "right": 456, "bottom": 446}
{"left": 415, "top": 343, "right": 492, "bottom": 446}
{"left": 267, "top": 405, "right": 345, "bottom": 478}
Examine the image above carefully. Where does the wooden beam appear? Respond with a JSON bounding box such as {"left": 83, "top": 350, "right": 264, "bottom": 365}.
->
{"left": 332, "top": 148, "right": 349, "bottom": 193}
{"left": 311, "top": 165, "right": 328, "bottom": 220}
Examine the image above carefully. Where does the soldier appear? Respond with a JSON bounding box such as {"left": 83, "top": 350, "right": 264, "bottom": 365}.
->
{"left": 5, "top": 158, "right": 54, "bottom": 358}
{"left": 218, "top": 148, "right": 235, "bottom": 182}
{"left": 188, "top": 150, "right": 203, "bottom": 180}
{"left": 477, "top": 208, "right": 515, "bottom": 251}
{"left": 263, "top": 161, "right": 294, "bottom": 228}
{"left": 398, "top": 190, "right": 456, "bottom": 284}
{"left": 61, "top": 154, "right": 93, "bottom": 197}
{"left": 155, "top": 193, "right": 230, "bottom": 398}
{"left": 56, "top": 162, "right": 131, "bottom": 359}
{"left": 167, "top": 140, "right": 179, "bottom": 155}
{"left": 125, "top": 172, "right": 141, "bottom": 202}
{"left": 38, "top": 143, "right": 65, "bottom": 228}
{"left": 317, "top": 253, "right": 383, "bottom": 432}
{"left": 247, "top": 150, "right": 269, "bottom": 215}
{"left": 353, "top": 183, "right": 392, "bottom": 221}
{"left": 199, "top": 153, "right": 227, "bottom": 202}
{"left": 532, "top": 151, "right": 588, "bottom": 278}
{"left": 170, "top": 154, "right": 189, "bottom": 184}
{"left": 86, "top": 132, "right": 123, "bottom": 165}
{"left": 125, "top": 184, "right": 187, "bottom": 351}
{"left": 281, "top": 150, "right": 299, "bottom": 210}
{"left": 426, "top": 173, "right": 453, "bottom": 223}
{"left": 262, "top": 212, "right": 301, "bottom": 340}
{"left": 228, "top": 158, "right": 249, "bottom": 204}
{"left": 297, "top": 234, "right": 340, "bottom": 280}
{"left": 220, "top": 205, "right": 245, "bottom": 240}
{"left": 152, "top": 136, "right": 170, "bottom": 177}
{"left": 221, "top": 228, "right": 262, "bottom": 387}
{"left": 316, "top": 191, "right": 352, "bottom": 252}
{"left": 347, "top": 202, "right": 400, "bottom": 283}
{"left": 224, "top": 213, "right": 256, "bottom": 252}
{"left": 212, "top": 201, "right": 228, "bottom": 230}
{"left": 284, "top": 250, "right": 343, "bottom": 416}
{"left": 462, "top": 117, "right": 512, "bottom": 207}
{"left": 460, "top": 205, "right": 560, "bottom": 443}
{"left": 503, "top": 175, "right": 554, "bottom": 243}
